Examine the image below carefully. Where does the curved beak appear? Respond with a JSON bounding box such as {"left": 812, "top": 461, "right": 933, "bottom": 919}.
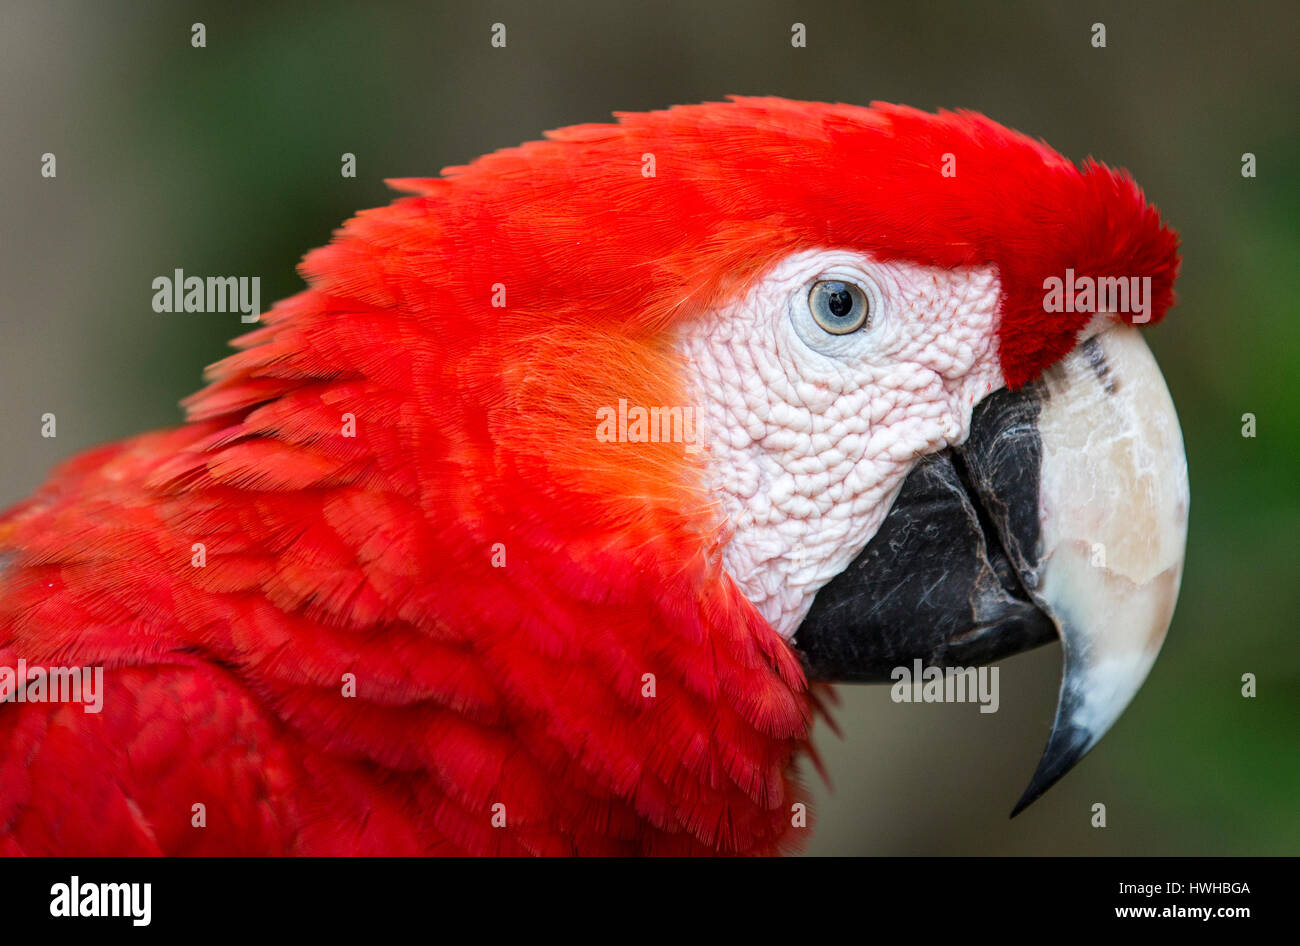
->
{"left": 793, "top": 325, "right": 1189, "bottom": 813}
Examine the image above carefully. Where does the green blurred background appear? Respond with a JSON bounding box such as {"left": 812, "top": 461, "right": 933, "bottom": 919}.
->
{"left": 1, "top": 0, "right": 1295, "bottom": 854}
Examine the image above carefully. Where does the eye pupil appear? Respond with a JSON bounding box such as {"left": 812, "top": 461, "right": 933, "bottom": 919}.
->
{"left": 808, "top": 279, "right": 870, "bottom": 335}
{"left": 826, "top": 285, "right": 855, "bottom": 318}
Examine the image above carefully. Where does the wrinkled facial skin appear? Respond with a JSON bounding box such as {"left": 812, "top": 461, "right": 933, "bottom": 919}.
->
{"left": 677, "top": 249, "right": 1005, "bottom": 636}
{"left": 677, "top": 247, "right": 1188, "bottom": 815}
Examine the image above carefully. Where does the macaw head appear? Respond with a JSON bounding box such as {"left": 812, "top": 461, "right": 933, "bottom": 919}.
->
{"left": 196, "top": 97, "right": 1186, "bottom": 850}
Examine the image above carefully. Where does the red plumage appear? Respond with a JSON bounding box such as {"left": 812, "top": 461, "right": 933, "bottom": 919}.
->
{"left": 0, "top": 98, "right": 1177, "bottom": 854}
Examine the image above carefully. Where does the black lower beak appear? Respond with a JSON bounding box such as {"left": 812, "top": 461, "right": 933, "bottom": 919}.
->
{"left": 794, "top": 385, "right": 1054, "bottom": 683}
{"left": 792, "top": 327, "right": 1188, "bottom": 814}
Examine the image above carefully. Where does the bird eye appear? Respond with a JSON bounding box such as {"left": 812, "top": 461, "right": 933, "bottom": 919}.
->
{"left": 808, "top": 280, "right": 870, "bottom": 335}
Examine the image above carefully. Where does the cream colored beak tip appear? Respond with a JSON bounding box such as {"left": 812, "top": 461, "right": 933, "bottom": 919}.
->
{"left": 1012, "top": 325, "right": 1189, "bottom": 815}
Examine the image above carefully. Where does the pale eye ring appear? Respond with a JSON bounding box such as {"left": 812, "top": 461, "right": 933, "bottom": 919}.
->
{"left": 808, "top": 280, "right": 870, "bottom": 335}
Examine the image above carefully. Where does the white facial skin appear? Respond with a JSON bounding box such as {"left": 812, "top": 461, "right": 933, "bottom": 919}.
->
{"left": 677, "top": 250, "right": 1006, "bottom": 638}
